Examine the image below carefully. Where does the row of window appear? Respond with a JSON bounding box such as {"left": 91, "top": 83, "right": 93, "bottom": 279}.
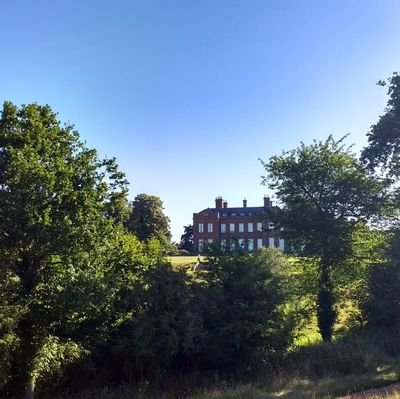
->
{"left": 198, "top": 238, "right": 284, "bottom": 251}
{"left": 198, "top": 222, "right": 274, "bottom": 234}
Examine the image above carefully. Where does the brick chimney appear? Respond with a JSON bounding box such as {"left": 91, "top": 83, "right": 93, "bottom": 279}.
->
{"left": 215, "top": 196, "right": 223, "bottom": 208}
{"left": 264, "top": 196, "right": 272, "bottom": 207}
{"left": 223, "top": 200, "right": 228, "bottom": 208}
{"left": 243, "top": 198, "right": 247, "bottom": 208}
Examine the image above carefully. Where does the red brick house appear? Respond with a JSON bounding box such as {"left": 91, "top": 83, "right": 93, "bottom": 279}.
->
{"left": 193, "top": 196, "right": 285, "bottom": 253}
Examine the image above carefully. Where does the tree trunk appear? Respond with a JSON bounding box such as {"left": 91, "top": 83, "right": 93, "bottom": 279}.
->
{"left": 317, "top": 262, "right": 336, "bottom": 342}
{"left": 24, "top": 378, "right": 35, "bottom": 399}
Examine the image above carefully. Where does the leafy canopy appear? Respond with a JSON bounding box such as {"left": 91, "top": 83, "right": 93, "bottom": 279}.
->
{"left": 362, "top": 72, "right": 400, "bottom": 177}
{"left": 125, "top": 193, "right": 172, "bottom": 249}
{"left": 261, "top": 136, "right": 388, "bottom": 342}
{"left": 0, "top": 101, "right": 129, "bottom": 397}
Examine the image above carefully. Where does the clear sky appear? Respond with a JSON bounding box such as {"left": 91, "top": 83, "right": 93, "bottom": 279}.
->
{"left": 1, "top": 1, "right": 400, "bottom": 241}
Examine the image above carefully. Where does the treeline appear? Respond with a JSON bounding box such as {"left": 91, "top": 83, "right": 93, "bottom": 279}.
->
{"left": 1, "top": 72, "right": 400, "bottom": 399}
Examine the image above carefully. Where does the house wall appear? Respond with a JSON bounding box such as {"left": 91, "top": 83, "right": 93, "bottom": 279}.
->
{"left": 192, "top": 197, "right": 284, "bottom": 253}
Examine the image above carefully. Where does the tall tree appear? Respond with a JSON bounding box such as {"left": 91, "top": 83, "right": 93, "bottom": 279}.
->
{"left": 261, "top": 136, "right": 388, "bottom": 342}
{"left": 179, "top": 224, "right": 194, "bottom": 252}
{"left": 361, "top": 72, "right": 400, "bottom": 177}
{"left": 125, "top": 194, "right": 172, "bottom": 250}
{"left": 0, "top": 102, "right": 129, "bottom": 399}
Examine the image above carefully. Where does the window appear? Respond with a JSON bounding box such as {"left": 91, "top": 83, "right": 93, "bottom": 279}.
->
{"left": 230, "top": 240, "right": 235, "bottom": 251}
{"left": 198, "top": 239, "right": 204, "bottom": 251}
{"left": 229, "top": 223, "right": 235, "bottom": 233}
{"left": 269, "top": 237, "right": 275, "bottom": 248}
{"left": 221, "top": 239, "right": 226, "bottom": 250}
{"left": 198, "top": 223, "right": 204, "bottom": 233}
{"left": 240, "top": 213, "right": 245, "bottom": 216}
{"left": 231, "top": 213, "right": 236, "bottom": 216}
{"left": 222, "top": 213, "right": 227, "bottom": 217}
{"left": 238, "top": 223, "right": 244, "bottom": 233}
{"left": 248, "top": 222, "right": 253, "bottom": 233}
{"left": 208, "top": 223, "right": 213, "bottom": 233}
{"left": 257, "top": 222, "right": 263, "bottom": 232}
{"left": 257, "top": 238, "right": 263, "bottom": 249}
{"left": 208, "top": 239, "right": 213, "bottom": 244}
{"left": 279, "top": 238, "right": 285, "bottom": 251}
{"left": 248, "top": 239, "right": 254, "bottom": 251}
{"left": 221, "top": 223, "right": 226, "bottom": 233}
{"left": 268, "top": 222, "right": 275, "bottom": 230}
{"left": 238, "top": 238, "right": 245, "bottom": 248}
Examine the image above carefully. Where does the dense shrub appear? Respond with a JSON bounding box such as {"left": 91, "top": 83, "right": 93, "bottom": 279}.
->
{"left": 196, "top": 248, "right": 295, "bottom": 370}
{"left": 109, "top": 263, "right": 204, "bottom": 380}
{"left": 361, "top": 264, "right": 400, "bottom": 328}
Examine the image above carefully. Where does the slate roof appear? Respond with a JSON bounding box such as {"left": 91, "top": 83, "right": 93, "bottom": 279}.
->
{"left": 197, "top": 206, "right": 267, "bottom": 217}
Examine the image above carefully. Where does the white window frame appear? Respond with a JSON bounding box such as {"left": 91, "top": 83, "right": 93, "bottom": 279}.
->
{"left": 221, "top": 223, "right": 226, "bottom": 233}
{"left": 256, "top": 222, "right": 263, "bottom": 232}
{"left": 229, "top": 223, "right": 235, "bottom": 233}
{"left": 248, "top": 239, "right": 254, "bottom": 251}
{"left": 198, "top": 223, "right": 204, "bottom": 233}
{"left": 238, "top": 223, "right": 244, "bottom": 233}
{"left": 208, "top": 223, "right": 213, "bottom": 233}
{"left": 198, "top": 239, "right": 204, "bottom": 251}
{"left": 238, "top": 238, "right": 245, "bottom": 248}
{"left": 269, "top": 237, "right": 275, "bottom": 248}
{"left": 248, "top": 223, "right": 253, "bottom": 233}
{"left": 257, "top": 238, "right": 263, "bottom": 249}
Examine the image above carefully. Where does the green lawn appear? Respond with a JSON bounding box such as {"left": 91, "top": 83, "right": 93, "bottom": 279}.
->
{"left": 168, "top": 255, "right": 205, "bottom": 267}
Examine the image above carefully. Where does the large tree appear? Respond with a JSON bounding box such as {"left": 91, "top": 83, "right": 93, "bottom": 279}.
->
{"left": 261, "top": 136, "right": 388, "bottom": 342}
{"left": 179, "top": 224, "right": 194, "bottom": 252}
{"left": 125, "top": 194, "right": 172, "bottom": 250}
{"left": 361, "top": 72, "right": 400, "bottom": 177}
{"left": 0, "top": 102, "right": 130, "bottom": 399}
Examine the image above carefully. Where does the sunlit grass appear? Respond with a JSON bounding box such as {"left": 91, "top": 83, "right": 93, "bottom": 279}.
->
{"left": 168, "top": 255, "right": 204, "bottom": 267}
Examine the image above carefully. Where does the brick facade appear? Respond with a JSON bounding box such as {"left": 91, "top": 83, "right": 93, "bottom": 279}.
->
{"left": 193, "top": 196, "right": 285, "bottom": 252}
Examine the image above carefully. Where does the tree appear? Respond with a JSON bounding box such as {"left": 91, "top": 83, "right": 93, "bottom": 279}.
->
{"left": 361, "top": 72, "right": 400, "bottom": 177}
{"left": 0, "top": 102, "right": 130, "bottom": 399}
{"left": 125, "top": 194, "right": 172, "bottom": 251}
{"left": 109, "top": 263, "right": 204, "bottom": 380}
{"left": 261, "top": 136, "right": 388, "bottom": 342}
{"left": 179, "top": 224, "right": 194, "bottom": 252}
{"left": 198, "top": 248, "right": 294, "bottom": 369}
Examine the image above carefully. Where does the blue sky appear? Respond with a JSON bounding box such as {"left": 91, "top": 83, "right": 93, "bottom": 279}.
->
{"left": 1, "top": 1, "right": 400, "bottom": 240}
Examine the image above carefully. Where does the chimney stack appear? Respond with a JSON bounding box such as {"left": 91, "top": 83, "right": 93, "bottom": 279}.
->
{"left": 243, "top": 198, "right": 247, "bottom": 208}
{"left": 223, "top": 201, "right": 228, "bottom": 208}
{"left": 215, "top": 196, "right": 223, "bottom": 208}
{"left": 264, "top": 196, "right": 272, "bottom": 207}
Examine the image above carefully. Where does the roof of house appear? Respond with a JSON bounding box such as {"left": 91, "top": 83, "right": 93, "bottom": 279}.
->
{"left": 196, "top": 206, "right": 268, "bottom": 217}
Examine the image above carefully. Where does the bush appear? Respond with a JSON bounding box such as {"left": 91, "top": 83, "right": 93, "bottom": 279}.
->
{"left": 361, "top": 264, "right": 400, "bottom": 328}
{"left": 106, "top": 263, "right": 204, "bottom": 381}
{"left": 196, "top": 248, "right": 295, "bottom": 370}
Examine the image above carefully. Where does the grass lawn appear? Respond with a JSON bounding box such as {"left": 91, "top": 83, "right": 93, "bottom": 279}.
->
{"left": 168, "top": 255, "right": 205, "bottom": 267}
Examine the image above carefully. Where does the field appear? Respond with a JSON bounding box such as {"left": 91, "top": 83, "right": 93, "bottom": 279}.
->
{"left": 168, "top": 255, "right": 205, "bottom": 267}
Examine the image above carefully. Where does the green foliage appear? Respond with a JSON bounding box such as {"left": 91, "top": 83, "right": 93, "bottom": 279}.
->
{"left": 199, "top": 248, "right": 295, "bottom": 369}
{"left": 360, "top": 230, "right": 400, "bottom": 329}
{"left": 110, "top": 263, "right": 204, "bottom": 380}
{"left": 261, "top": 136, "right": 388, "bottom": 341}
{"left": 125, "top": 193, "right": 172, "bottom": 252}
{"left": 179, "top": 224, "right": 194, "bottom": 252}
{"left": 0, "top": 102, "right": 130, "bottom": 397}
{"left": 361, "top": 264, "right": 400, "bottom": 329}
{"left": 361, "top": 72, "right": 400, "bottom": 177}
